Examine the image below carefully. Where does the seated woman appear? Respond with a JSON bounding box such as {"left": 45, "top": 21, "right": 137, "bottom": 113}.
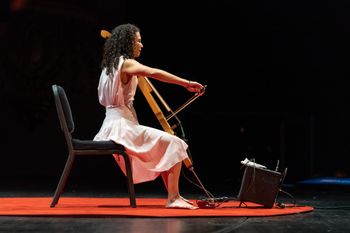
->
{"left": 94, "top": 23, "right": 204, "bottom": 209}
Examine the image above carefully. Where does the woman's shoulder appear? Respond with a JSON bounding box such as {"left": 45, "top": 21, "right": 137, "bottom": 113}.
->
{"left": 123, "top": 58, "right": 139, "bottom": 66}
{"left": 122, "top": 58, "right": 143, "bottom": 71}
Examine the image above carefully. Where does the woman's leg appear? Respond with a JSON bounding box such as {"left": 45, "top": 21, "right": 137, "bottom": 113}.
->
{"left": 161, "top": 172, "right": 169, "bottom": 190}
{"left": 162, "top": 171, "right": 194, "bottom": 205}
{"left": 164, "top": 162, "right": 197, "bottom": 209}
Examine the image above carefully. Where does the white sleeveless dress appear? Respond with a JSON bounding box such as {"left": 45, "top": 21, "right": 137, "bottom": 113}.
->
{"left": 93, "top": 57, "right": 189, "bottom": 184}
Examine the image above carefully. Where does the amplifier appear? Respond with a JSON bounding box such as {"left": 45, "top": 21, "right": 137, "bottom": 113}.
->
{"left": 237, "top": 164, "right": 287, "bottom": 208}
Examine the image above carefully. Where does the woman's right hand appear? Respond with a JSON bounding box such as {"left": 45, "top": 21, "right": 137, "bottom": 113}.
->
{"left": 186, "top": 81, "right": 205, "bottom": 96}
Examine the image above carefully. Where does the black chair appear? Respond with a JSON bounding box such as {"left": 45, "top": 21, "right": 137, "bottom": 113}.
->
{"left": 50, "top": 84, "right": 136, "bottom": 208}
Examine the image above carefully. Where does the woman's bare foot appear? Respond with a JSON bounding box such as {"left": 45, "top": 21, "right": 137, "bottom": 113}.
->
{"left": 180, "top": 196, "right": 194, "bottom": 205}
{"left": 166, "top": 197, "right": 198, "bottom": 209}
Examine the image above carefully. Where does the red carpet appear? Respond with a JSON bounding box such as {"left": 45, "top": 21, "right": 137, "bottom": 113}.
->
{"left": 0, "top": 197, "right": 313, "bottom": 217}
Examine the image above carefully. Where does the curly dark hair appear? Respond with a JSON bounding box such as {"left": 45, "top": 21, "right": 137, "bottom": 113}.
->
{"left": 101, "top": 23, "right": 140, "bottom": 75}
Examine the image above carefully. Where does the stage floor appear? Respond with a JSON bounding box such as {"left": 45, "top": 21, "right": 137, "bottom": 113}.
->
{"left": 0, "top": 177, "right": 349, "bottom": 233}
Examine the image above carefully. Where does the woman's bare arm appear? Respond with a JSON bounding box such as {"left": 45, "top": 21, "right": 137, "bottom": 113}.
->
{"left": 122, "top": 59, "right": 203, "bottom": 92}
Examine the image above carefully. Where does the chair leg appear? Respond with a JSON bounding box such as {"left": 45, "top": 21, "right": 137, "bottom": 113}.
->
{"left": 50, "top": 153, "right": 75, "bottom": 207}
{"left": 121, "top": 152, "right": 136, "bottom": 208}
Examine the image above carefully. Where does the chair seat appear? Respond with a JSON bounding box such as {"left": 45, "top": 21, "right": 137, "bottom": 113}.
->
{"left": 72, "top": 139, "right": 125, "bottom": 151}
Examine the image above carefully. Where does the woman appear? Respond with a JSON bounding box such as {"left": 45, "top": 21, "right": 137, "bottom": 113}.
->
{"left": 94, "top": 23, "right": 204, "bottom": 209}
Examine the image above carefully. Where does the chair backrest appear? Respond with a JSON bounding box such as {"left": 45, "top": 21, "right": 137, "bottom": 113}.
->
{"left": 52, "top": 84, "right": 75, "bottom": 141}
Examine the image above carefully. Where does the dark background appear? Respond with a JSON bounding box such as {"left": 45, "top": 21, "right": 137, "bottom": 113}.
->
{"left": 1, "top": 0, "right": 350, "bottom": 192}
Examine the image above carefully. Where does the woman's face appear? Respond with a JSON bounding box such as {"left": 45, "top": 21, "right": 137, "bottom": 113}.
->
{"left": 133, "top": 32, "right": 143, "bottom": 58}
